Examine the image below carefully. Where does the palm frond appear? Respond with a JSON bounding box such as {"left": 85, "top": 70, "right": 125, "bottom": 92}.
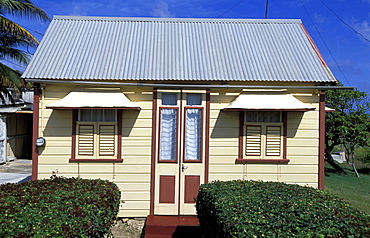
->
{"left": 0, "top": 16, "right": 38, "bottom": 45}
{"left": 0, "top": 45, "right": 29, "bottom": 64}
{"left": 0, "top": 0, "right": 49, "bottom": 21}
{"left": 0, "top": 32, "right": 35, "bottom": 48}
{"left": 0, "top": 62, "right": 23, "bottom": 90}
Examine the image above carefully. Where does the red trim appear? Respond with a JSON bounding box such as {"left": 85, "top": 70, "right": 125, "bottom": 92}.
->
{"left": 117, "top": 110, "right": 122, "bottom": 159}
{"left": 283, "top": 112, "right": 288, "bottom": 160}
{"left": 236, "top": 159, "right": 290, "bottom": 164}
{"left": 150, "top": 89, "right": 157, "bottom": 215}
{"left": 300, "top": 23, "right": 329, "bottom": 68}
{"left": 69, "top": 158, "right": 123, "bottom": 163}
{"left": 47, "top": 106, "right": 140, "bottom": 110}
{"left": 158, "top": 107, "right": 179, "bottom": 163}
{"left": 319, "top": 91, "right": 326, "bottom": 189}
{"left": 223, "top": 108, "right": 314, "bottom": 112}
{"left": 71, "top": 110, "right": 77, "bottom": 159}
{"left": 238, "top": 111, "right": 244, "bottom": 159}
{"left": 32, "top": 84, "right": 40, "bottom": 181}
{"left": 183, "top": 107, "right": 203, "bottom": 163}
{"left": 204, "top": 90, "right": 210, "bottom": 184}
{"left": 178, "top": 90, "right": 183, "bottom": 215}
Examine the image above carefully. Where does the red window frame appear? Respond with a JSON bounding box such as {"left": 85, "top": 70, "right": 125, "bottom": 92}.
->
{"left": 70, "top": 109, "right": 123, "bottom": 163}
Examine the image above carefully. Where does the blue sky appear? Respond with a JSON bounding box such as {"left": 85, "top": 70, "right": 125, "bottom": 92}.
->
{"left": 9, "top": 0, "right": 370, "bottom": 94}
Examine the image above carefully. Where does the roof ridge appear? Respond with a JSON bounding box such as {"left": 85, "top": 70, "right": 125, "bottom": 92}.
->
{"left": 52, "top": 15, "right": 302, "bottom": 24}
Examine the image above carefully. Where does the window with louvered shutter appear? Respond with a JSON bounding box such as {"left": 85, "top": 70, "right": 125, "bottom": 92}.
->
{"left": 76, "top": 109, "right": 117, "bottom": 159}
{"left": 99, "top": 124, "right": 116, "bottom": 156}
{"left": 78, "top": 124, "right": 94, "bottom": 155}
{"left": 244, "top": 123, "right": 283, "bottom": 159}
{"left": 245, "top": 126, "right": 262, "bottom": 156}
{"left": 265, "top": 126, "right": 281, "bottom": 156}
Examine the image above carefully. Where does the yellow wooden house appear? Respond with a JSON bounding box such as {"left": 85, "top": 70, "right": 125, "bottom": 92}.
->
{"left": 23, "top": 16, "right": 339, "bottom": 218}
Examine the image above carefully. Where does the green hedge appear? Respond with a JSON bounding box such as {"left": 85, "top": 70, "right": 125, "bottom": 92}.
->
{"left": 196, "top": 180, "right": 370, "bottom": 238}
{"left": 0, "top": 177, "right": 120, "bottom": 237}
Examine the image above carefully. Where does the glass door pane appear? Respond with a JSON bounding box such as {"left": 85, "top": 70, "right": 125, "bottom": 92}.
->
{"left": 159, "top": 108, "right": 177, "bottom": 161}
{"left": 185, "top": 108, "right": 202, "bottom": 161}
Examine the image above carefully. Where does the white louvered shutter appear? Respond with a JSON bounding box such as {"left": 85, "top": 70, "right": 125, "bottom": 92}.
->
{"left": 265, "top": 126, "right": 281, "bottom": 156}
{"left": 98, "top": 124, "right": 116, "bottom": 156}
{"left": 78, "top": 124, "right": 94, "bottom": 155}
{"left": 245, "top": 125, "right": 262, "bottom": 156}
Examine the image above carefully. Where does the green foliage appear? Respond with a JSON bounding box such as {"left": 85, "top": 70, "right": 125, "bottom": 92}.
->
{"left": 0, "top": 177, "right": 121, "bottom": 237}
{"left": 356, "top": 146, "right": 370, "bottom": 164}
{"left": 196, "top": 180, "right": 370, "bottom": 238}
{"left": 325, "top": 86, "right": 370, "bottom": 153}
{"left": 0, "top": 0, "right": 49, "bottom": 94}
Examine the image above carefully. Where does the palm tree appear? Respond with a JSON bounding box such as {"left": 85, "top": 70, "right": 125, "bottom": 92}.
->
{"left": 0, "top": 0, "right": 49, "bottom": 104}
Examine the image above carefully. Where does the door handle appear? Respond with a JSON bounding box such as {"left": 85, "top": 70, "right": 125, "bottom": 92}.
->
{"left": 181, "top": 164, "right": 188, "bottom": 172}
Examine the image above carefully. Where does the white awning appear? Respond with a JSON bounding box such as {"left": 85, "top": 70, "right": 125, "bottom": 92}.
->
{"left": 223, "top": 93, "right": 315, "bottom": 111}
{"left": 47, "top": 88, "right": 140, "bottom": 109}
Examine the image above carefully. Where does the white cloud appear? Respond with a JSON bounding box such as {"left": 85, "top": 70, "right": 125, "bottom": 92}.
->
{"left": 352, "top": 20, "right": 370, "bottom": 42}
{"left": 151, "top": 0, "right": 176, "bottom": 18}
{"left": 70, "top": 5, "right": 86, "bottom": 16}
{"left": 329, "top": 59, "right": 362, "bottom": 75}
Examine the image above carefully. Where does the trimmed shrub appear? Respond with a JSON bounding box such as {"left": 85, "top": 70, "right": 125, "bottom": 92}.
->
{"left": 0, "top": 177, "right": 120, "bottom": 237}
{"left": 196, "top": 180, "right": 370, "bottom": 238}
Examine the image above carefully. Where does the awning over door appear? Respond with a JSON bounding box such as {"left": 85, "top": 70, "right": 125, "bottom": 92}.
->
{"left": 47, "top": 88, "right": 140, "bottom": 109}
{"left": 223, "top": 92, "right": 315, "bottom": 111}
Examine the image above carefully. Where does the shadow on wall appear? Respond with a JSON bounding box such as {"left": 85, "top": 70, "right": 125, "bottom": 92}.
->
{"left": 211, "top": 110, "right": 304, "bottom": 139}
{"left": 44, "top": 109, "right": 140, "bottom": 138}
{"left": 210, "top": 111, "right": 239, "bottom": 139}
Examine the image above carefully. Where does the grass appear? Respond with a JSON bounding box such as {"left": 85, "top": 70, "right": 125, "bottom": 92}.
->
{"left": 325, "top": 162, "right": 370, "bottom": 215}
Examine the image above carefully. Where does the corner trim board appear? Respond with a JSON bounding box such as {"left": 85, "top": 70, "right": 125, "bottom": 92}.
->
{"left": 32, "top": 84, "right": 40, "bottom": 181}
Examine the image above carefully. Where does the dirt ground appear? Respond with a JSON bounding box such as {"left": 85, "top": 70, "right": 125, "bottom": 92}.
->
{"left": 109, "top": 218, "right": 145, "bottom": 238}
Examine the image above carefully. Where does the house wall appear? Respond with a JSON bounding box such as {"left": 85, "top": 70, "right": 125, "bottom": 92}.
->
{"left": 208, "top": 90, "right": 320, "bottom": 188}
{"left": 37, "top": 84, "right": 153, "bottom": 217}
{"left": 37, "top": 84, "right": 320, "bottom": 218}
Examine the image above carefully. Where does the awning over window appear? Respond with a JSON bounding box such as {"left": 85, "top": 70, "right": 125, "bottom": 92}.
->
{"left": 223, "top": 93, "right": 316, "bottom": 111}
{"left": 47, "top": 88, "right": 140, "bottom": 110}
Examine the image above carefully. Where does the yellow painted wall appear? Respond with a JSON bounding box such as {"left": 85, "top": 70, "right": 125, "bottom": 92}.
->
{"left": 38, "top": 85, "right": 321, "bottom": 217}
{"left": 208, "top": 90, "right": 320, "bottom": 188}
{"left": 38, "top": 84, "right": 153, "bottom": 217}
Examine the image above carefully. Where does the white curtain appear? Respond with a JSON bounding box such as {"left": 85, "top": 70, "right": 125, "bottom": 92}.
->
{"left": 159, "top": 108, "right": 177, "bottom": 160}
{"left": 185, "top": 108, "right": 202, "bottom": 160}
{"left": 79, "top": 109, "right": 116, "bottom": 122}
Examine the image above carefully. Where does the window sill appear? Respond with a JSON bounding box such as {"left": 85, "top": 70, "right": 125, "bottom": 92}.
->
{"left": 235, "top": 159, "right": 290, "bottom": 164}
{"left": 69, "top": 158, "right": 123, "bottom": 163}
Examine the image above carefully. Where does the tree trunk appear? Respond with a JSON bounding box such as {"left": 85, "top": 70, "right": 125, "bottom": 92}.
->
{"left": 325, "top": 149, "right": 347, "bottom": 174}
{"left": 346, "top": 153, "right": 360, "bottom": 177}
{"left": 350, "top": 162, "right": 360, "bottom": 177}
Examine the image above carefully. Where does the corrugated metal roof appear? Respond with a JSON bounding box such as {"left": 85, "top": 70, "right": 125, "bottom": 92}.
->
{"left": 22, "top": 16, "right": 337, "bottom": 83}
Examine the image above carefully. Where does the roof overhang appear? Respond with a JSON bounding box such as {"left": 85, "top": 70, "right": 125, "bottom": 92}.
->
{"left": 46, "top": 88, "right": 140, "bottom": 110}
{"left": 223, "top": 92, "right": 316, "bottom": 111}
